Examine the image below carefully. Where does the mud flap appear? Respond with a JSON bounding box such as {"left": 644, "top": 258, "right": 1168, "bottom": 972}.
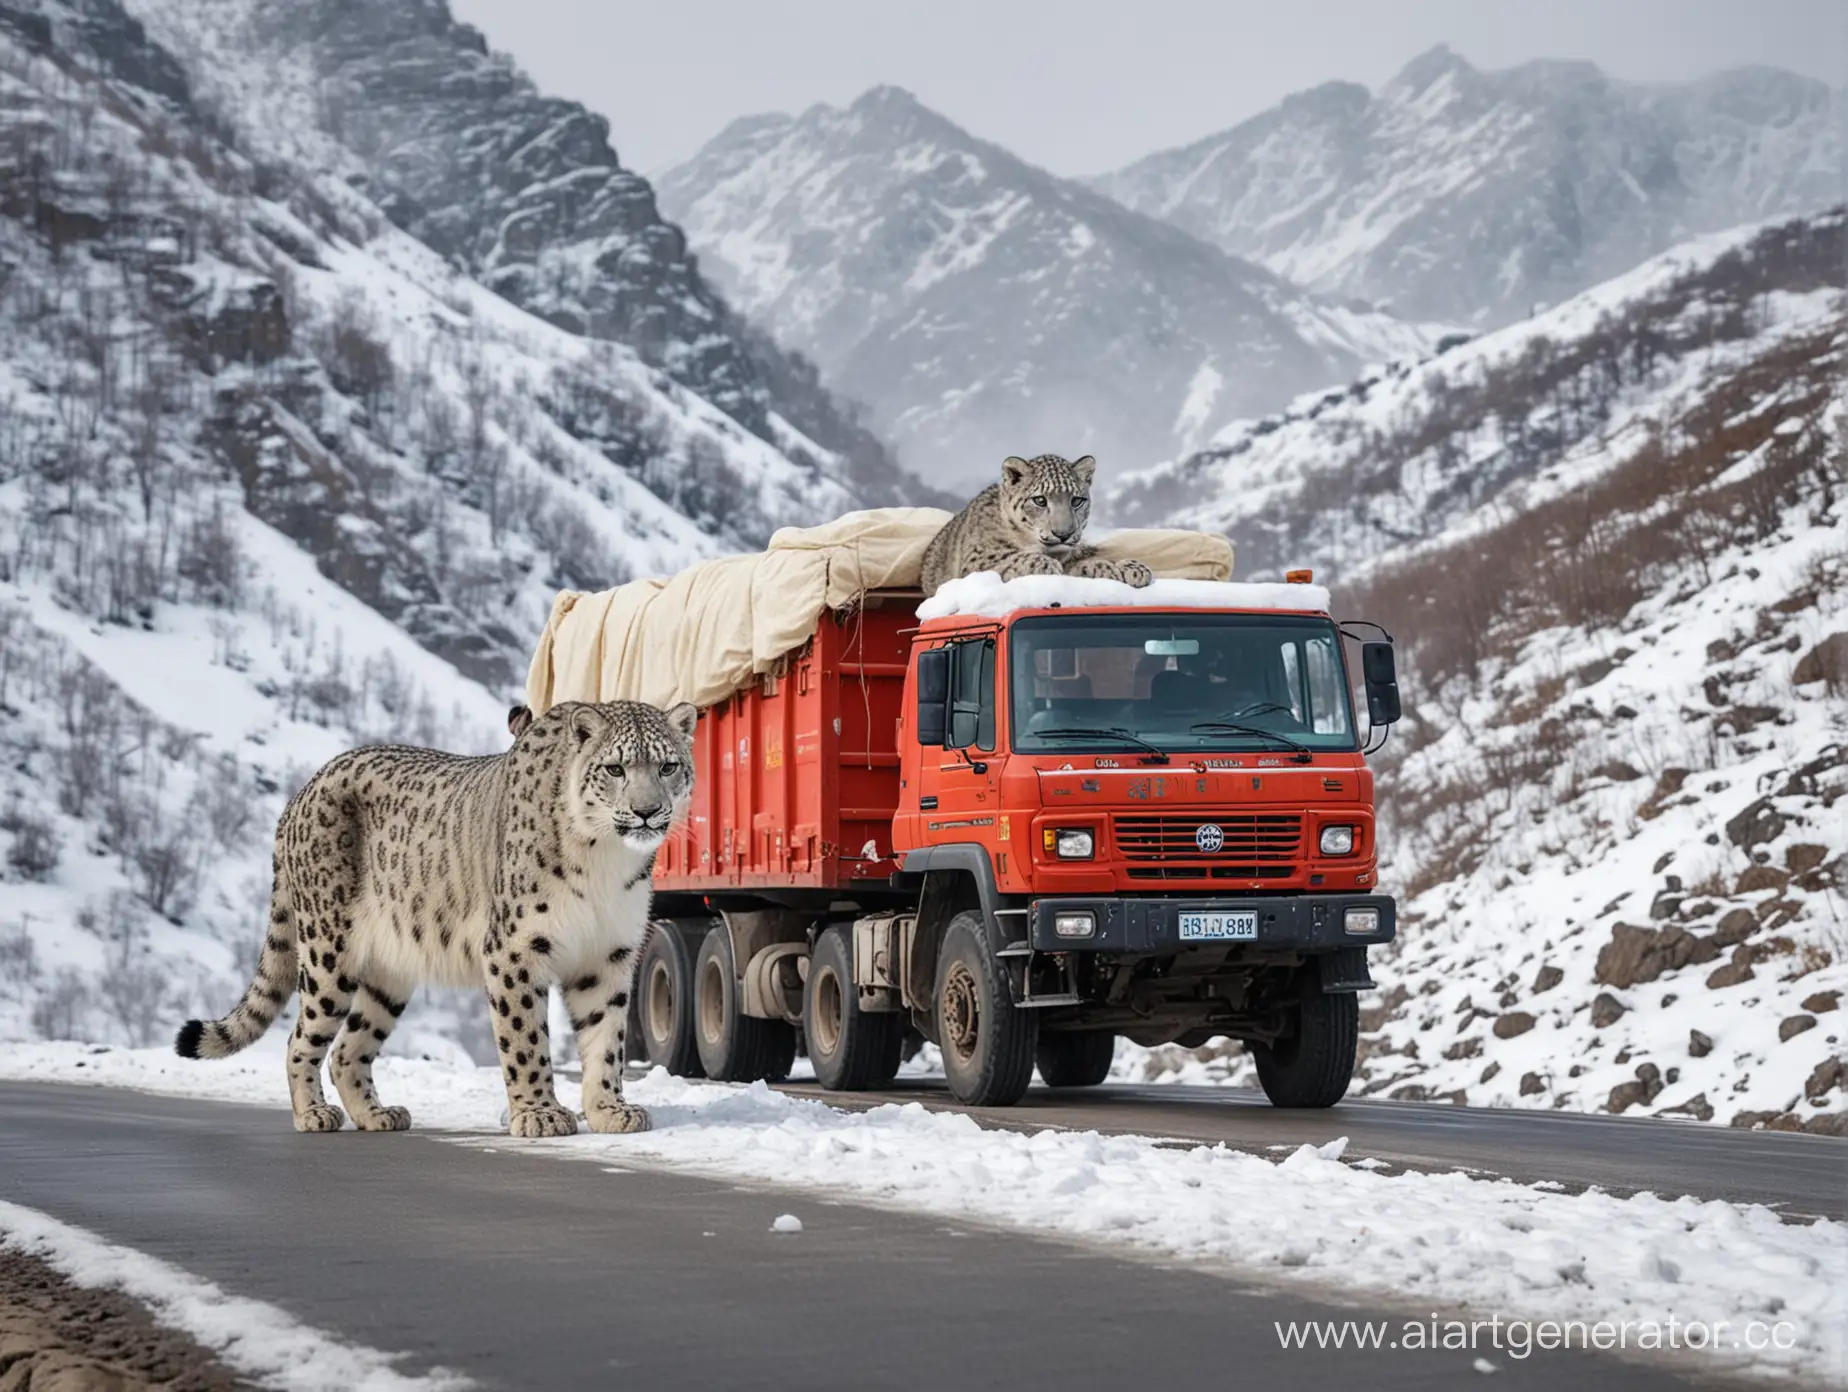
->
{"left": 1318, "top": 945, "right": 1375, "bottom": 993}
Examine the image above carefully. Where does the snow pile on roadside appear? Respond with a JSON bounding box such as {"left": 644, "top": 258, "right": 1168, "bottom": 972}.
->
{"left": 5, "top": 1043, "right": 1841, "bottom": 1382}
{"left": 0, "top": 1198, "right": 466, "bottom": 1391}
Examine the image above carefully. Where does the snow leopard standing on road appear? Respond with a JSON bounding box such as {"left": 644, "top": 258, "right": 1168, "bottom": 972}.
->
{"left": 175, "top": 700, "right": 698, "bottom": 1139}
{"left": 918, "top": 454, "right": 1154, "bottom": 597}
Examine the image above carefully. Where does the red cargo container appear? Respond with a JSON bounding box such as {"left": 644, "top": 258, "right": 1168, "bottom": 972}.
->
{"left": 654, "top": 599, "right": 915, "bottom": 893}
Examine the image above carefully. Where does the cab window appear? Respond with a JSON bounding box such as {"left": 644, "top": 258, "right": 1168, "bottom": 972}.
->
{"left": 949, "top": 639, "right": 996, "bottom": 752}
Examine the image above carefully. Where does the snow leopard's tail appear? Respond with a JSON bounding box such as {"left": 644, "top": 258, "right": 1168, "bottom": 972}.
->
{"left": 175, "top": 891, "right": 299, "bottom": 1060}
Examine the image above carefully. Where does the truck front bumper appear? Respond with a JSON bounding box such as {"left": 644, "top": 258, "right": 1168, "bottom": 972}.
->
{"left": 1026, "top": 893, "right": 1395, "bottom": 957}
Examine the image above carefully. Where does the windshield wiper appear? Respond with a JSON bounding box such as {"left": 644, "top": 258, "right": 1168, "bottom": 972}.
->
{"left": 1030, "top": 727, "right": 1171, "bottom": 764}
{"left": 1188, "top": 721, "right": 1314, "bottom": 761}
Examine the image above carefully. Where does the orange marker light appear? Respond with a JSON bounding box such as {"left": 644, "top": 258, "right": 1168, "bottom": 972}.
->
{"left": 1285, "top": 569, "right": 1314, "bottom": 584}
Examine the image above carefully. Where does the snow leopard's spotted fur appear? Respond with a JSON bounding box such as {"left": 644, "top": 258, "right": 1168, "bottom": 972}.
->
{"left": 918, "top": 454, "right": 1154, "bottom": 596}
{"left": 176, "top": 700, "right": 698, "bottom": 1138}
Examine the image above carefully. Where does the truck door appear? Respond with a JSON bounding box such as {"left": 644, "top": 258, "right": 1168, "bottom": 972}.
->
{"left": 923, "top": 637, "right": 1000, "bottom": 845}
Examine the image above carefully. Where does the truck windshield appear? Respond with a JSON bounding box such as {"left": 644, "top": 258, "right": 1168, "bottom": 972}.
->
{"left": 1008, "top": 613, "right": 1357, "bottom": 755}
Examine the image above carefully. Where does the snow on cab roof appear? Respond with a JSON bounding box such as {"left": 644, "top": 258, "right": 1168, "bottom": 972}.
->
{"left": 917, "top": 573, "right": 1332, "bottom": 621}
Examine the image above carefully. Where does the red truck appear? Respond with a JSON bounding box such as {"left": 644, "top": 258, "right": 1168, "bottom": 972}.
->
{"left": 630, "top": 578, "right": 1402, "bottom": 1107}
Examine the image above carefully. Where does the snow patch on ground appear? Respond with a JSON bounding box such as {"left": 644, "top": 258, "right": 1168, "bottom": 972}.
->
{"left": 5, "top": 1044, "right": 1842, "bottom": 1382}
{"left": 0, "top": 1197, "right": 466, "bottom": 1391}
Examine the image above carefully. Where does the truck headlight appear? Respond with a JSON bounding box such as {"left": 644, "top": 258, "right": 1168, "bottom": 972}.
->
{"left": 1319, "top": 824, "right": 1356, "bottom": 856}
{"left": 1043, "top": 827, "right": 1095, "bottom": 859}
{"left": 1344, "top": 907, "right": 1380, "bottom": 936}
{"left": 1053, "top": 912, "right": 1095, "bottom": 938}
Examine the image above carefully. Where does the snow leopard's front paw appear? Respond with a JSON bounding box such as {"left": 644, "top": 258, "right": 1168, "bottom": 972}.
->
{"left": 586, "top": 1100, "right": 651, "bottom": 1135}
{"left": 1065, "top": 554, "right": 1152, "bottom": 587}
{"left": 994, "top": 551, "right": 1065, "bottom": 580}
{"left": 508, "top": 1103, "right": 579, "bottom": 1139}
{"left": 294, "top": 1103, "right": 347, "bottom": 1134}
{"left": 353, "top": 1105, "right": 413, "bottom": 1132}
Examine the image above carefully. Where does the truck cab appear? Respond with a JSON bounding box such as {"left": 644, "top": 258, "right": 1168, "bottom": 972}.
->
{"left": 637, "top": 580, "right": 1402, "bottom": 1109}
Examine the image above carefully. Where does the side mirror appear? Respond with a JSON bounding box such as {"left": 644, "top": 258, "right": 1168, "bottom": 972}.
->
{"left": 915, "top": 647, "right": 949, "bottom": 747}
{"left": 1361, "top": 641, "right": 1401, "bottom": 727}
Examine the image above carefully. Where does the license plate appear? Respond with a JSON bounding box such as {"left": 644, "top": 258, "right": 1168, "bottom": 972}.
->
{"left": 1178, "top": 911, "right": 1258, "bottom": 941}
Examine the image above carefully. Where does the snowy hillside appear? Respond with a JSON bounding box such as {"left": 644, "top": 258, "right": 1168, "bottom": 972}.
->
{"left": 655, "top": 86, "right": 1439, "bottom": 489}
{"left": 1114, "top": 212, "right": 1848, "bottom": 1131}
{"left": 0, "top": 0, "right": 904, "bottom": 1051}
{"left": 1095, "top": 47, "right": 1842, "bottom": 328}
{"left": 123, "top": 0, "right": 933, "bottom": 511}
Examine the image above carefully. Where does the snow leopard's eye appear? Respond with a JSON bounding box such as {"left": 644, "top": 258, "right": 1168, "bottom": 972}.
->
{"left": 1072, "top": 496, "right": 1088, "bottom": 507}
{"left": 603, "top": 763, "right": 625, "bottom": 779}
{"left": 1029, "top": 495, "right": 1047, "bottom": 508}
{"left": 660, "top": 759, "right": 682, "bottom": 778}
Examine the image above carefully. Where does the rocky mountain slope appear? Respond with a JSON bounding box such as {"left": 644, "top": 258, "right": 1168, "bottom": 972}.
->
{"left": 1115, "top": 212, "right": 1847, "bottom": 1130}
{"left": 124, "top": 0, "right": 933, "bottom": 509}
{"left": 0, "top": 0, "right": 905, "bottom": 1051}
{"left": 655, "top": 86, "right": 1438, "bottom": 489}
{"left": 1095, "top": 47, "right": 1842, "bottom": 329}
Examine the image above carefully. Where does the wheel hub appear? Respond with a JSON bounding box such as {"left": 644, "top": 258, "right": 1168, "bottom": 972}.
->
{"left": 812, "top": 966, "right": 844, "bottom": 1057}
{"left": 697, "top": 955, "right": 725, "bottom": 1045}
{"left": 646, "top": 959, "right": 674, "bottom": 1044}
{"left": 942, "top": 963, "right": 980, "bottom": 1060}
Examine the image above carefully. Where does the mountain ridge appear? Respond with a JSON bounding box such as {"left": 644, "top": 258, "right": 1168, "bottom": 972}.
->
{"left": 1093, "top": 45, "right": 1842, "bottom": 327}
{"left": 125, "top": 0, "right": 942, "bottom": 508}
{"left": 656, "top": 83, "right": 1441, "bottom": 488}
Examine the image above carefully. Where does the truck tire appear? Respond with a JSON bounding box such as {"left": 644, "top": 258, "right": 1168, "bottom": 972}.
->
{"left": 695, "top": 924, "right": 796, "bottom": 1083}
{"left": 634, "top": 922, "right": 703, "bottom": 1078}
{"left": 804, "top": 925, "right": 903, "bottom": 1091}
{"left": 1035, "top": 1031, "right": 1115, "bottom": 1088}
{"left": 1253, "top": 987, "right": 1358, "bottom": 1109}
{"left": 935, "top": 912, "right": 1037, "bottom": 1106}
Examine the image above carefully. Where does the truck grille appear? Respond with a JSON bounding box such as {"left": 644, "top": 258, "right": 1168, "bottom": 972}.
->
{"left": 1125, "top": 864, "right": 1296, "bottom": 881}
{"left": 1113, "top": 813, "right": 1303, "bottom": 869}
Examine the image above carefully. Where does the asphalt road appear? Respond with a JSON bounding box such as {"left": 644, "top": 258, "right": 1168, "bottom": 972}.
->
{"left": 0, "top": 1081, "right": 1735, "bottom": 1391}
{"left": 778, "top": 1077, "right": 1848, "bottom": 1220}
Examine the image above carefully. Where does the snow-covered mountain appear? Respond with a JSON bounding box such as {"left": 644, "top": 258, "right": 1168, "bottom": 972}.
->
{"left": 655, "top": 86, "right": 1440, "bottom": 489}
{"left": 1114, "top": 212, "right": 1847, "bottom": 1131}
{"left": 1094, "top": 47, "right": 1842, "bottom": 329}
{"left": 0, "top": 0, "right": 915, "bottom": 1051}
{"left": 125, "top": 0, "right": 935, "bottom": 512}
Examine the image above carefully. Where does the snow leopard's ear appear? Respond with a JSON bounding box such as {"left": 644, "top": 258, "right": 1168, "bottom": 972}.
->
{"left": 570, "top": 704, "right": 605, "bottom": 746}
{"left": 507, "top": 704, "right": 534, "bottom": 739}
{"left": 664, "top": 702, "right": 699, "bottom": 743}
{"left": 1070, "top": 455, "right": 1096, "bottom": 488}
{"left": 1002, "top": 456, "right": 1030, "bottom": 488}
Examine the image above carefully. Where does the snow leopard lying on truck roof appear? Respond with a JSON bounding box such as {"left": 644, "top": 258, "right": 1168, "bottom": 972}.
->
{"left": 175, "top": 699, "right": 697, "bottom": 1138}
{"left": 918, "top": 454, "right": 1153, "bottom": 597}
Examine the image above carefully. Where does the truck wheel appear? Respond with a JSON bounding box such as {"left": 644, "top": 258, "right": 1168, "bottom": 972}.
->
{"left": 935, "top": 912, "right": 1036, "bottom": 1106}
{"left": 695, "top": 924, "right": 796, "bottom": 1083}
{"left": 804, "top": 925, "right": 903, "bottom": 1091}
{"left": 635, "top": 922, "right": 703, "bottom": 1078}
{"left": 1253, "top": 988, "right": 1358, "bottom": 1109}
{"left": 1035, "top": 1031, "right": 1116, "bottom": 1088}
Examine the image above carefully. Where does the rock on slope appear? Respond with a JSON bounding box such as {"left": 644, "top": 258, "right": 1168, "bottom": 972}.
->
{"left": 0, "top": 0, "right": 879, "bottom": 1051}
{"left": 1115, "top": 213, "right": 1847, "bottom": 1130}
{"left": 1095, "top": 46, "right": 1842, "bottom": 329}
{"left": 656, "top": 86, "right": 1439, "bottom": 489}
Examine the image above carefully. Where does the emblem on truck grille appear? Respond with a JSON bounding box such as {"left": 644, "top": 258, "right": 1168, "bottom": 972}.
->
{"left": 1195, "top": 823, "right": 1225, "bottom": 853}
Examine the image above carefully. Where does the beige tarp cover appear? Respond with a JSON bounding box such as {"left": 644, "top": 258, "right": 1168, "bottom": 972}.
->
{"left": 524, "top": 508, "right": 1234, "bottom": 713}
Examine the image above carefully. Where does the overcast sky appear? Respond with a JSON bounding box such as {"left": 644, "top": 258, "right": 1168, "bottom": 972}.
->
{"left": 448, "top": 0, "right": 1845, "bottom": 177}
